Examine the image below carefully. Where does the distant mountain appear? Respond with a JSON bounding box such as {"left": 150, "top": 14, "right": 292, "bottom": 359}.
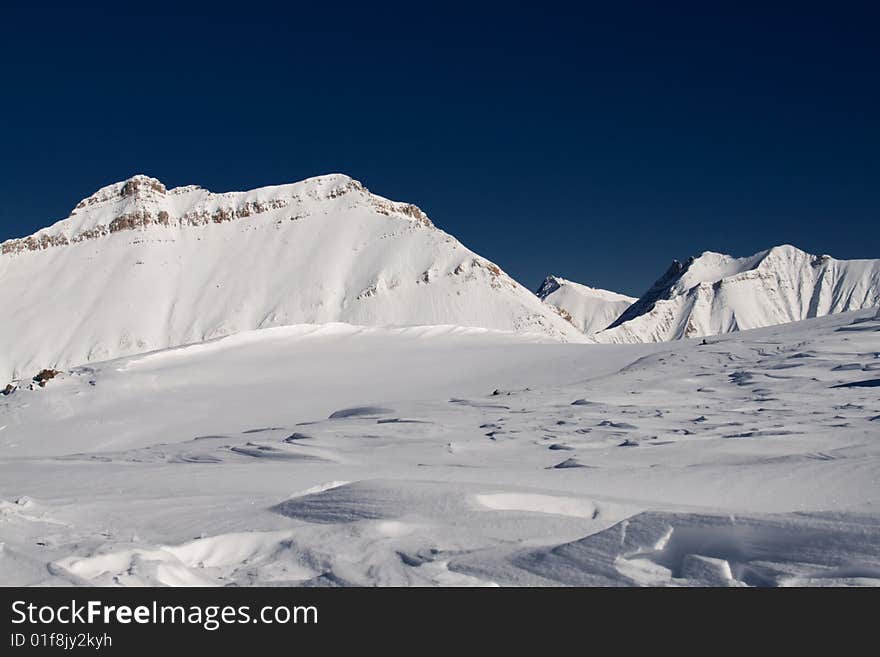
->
{"left": 594, "top": 244, "right": 880, "bottom": 343}
{"left": 536, "top": 276, "right": 636, "bottom": 336}
{"left": 0, "top": 174, "right": 584, "bottom": 381}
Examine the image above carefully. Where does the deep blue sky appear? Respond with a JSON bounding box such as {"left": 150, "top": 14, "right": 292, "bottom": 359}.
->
{"left": 1, "top": 2, "right": 877, "bottom": 296}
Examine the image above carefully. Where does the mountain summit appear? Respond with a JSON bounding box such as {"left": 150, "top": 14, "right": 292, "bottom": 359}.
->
{"left": 536, "top": 275, "right": 636, "bottom": 336}
{"left": 594, "top": 244, "right": 880, "bottom": 342}
{"left": 0, "top": 174, "right": 584, "bottom": 380}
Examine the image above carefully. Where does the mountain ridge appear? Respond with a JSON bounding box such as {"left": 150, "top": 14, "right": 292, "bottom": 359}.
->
{"left": 1, "top": 173, "right": 432, "bottom": 255}
{"left": 595, "top": 243, "right": 880, "bottom": 342}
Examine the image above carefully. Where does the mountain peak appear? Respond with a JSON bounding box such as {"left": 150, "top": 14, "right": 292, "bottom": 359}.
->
{"left": 536, "top": 275, "right": 637, "bottom": 335}
{"left": 764, "top": 243, "right": 802, "bottom": 256}
{"left": 73, "top": 174, "right": 167, "bottom": 212}
{"left": 756, "top": 243, "right": 808, "bottom": 266}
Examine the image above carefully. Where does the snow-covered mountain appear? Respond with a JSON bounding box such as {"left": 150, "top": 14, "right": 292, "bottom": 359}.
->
{"left": 0, "top": 174, "right": 585, "bottom": 381}
{"left": 536, "top": 275, "right": 636, "bottom": 336}
{"left": 594, "top": 244, "right": 880, "bottom": 343}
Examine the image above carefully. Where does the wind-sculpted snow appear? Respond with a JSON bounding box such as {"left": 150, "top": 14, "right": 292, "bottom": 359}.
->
{"left": 0, "top": 174, "right": 583, "bottom": 381}
{"left": 594, "top": 244, "right": 880, "bottom": 343}
{"left": 0, "top": 310, "right": 878, "bottom": 586}
{"left": 457, "top": 511, "right": 880, "bottom": 586}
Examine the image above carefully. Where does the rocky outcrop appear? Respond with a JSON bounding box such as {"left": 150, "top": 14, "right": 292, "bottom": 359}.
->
{"left": 536, "top": 275, "right": 563, "bottom": 299}
{"left": 33, "top": 369, "right": 60, "bottom": 387}
{"left": 2, "top": 199, "right": 291, "bottom": 255}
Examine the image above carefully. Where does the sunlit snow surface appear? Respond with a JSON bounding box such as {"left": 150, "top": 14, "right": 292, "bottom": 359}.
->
{"left": 1, "top": 311, "right": 879, "bottom": 587}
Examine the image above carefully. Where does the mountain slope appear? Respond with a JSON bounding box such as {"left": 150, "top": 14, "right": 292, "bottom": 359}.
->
{"left": 536, "top": 275, "right": 636, "bottom": 335}
{"left": 0, "top": 174, "right": 584, "bottom": 380}
{"left": 594, "top": 244, "right": 880, "bottom": 343}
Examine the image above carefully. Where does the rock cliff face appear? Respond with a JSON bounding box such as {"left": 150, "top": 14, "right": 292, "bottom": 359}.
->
{"left": 594, "top": 245, "right": 880, "bottom": 343}
{"left": 0, "top": 174, "right": 584, "bottom": 380}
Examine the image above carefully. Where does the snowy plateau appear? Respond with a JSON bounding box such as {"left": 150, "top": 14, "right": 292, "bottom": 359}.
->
{"left": 1, "top": 174, "right": 879, "bottom": 587}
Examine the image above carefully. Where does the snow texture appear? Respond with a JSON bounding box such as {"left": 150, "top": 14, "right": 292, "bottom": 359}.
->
{"left": 1, "top": 309, "right": 879, "bottom": 587}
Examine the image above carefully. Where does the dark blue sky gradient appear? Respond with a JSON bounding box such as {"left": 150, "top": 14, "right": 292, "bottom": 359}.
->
{"left": 1, "top": 1, "right": 877, "bottom": 295}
